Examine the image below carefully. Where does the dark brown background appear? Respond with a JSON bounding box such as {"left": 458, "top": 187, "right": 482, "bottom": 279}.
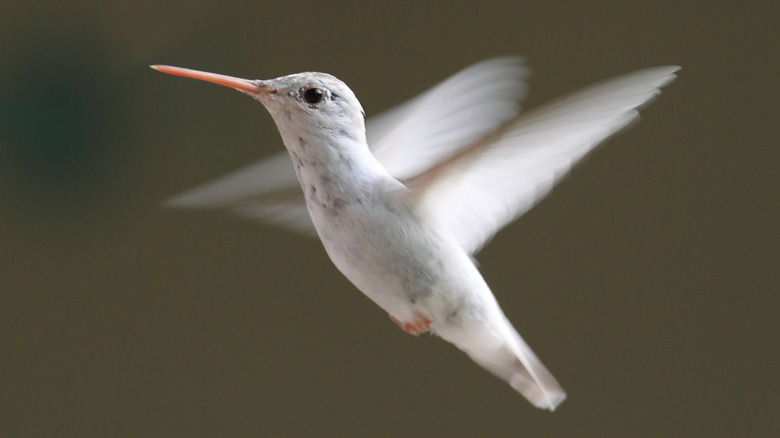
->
{"left": 1, "top": 1, "right": 777, "bottom": 437}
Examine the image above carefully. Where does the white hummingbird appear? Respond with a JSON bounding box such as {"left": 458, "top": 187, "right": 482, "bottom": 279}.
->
{"left": 152, "top": 58, "right": 678, "bottom": 411}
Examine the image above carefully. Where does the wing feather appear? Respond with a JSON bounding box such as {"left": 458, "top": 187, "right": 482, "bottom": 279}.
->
{"left": 413, "top": 66, "right": 680, "bottom": 254}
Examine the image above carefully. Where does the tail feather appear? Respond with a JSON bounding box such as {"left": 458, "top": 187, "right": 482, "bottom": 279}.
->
{"left": 466, "top": 332, "right": 566, "bottom": 411}
{"left": 506, "top": 331, "right": 567, "bottom": 410}
{"left": 435, "top": 311, "right": 566, "bottom": 411}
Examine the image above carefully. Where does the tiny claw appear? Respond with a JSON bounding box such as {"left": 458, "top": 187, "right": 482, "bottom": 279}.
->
{"left": 389, "top": 314, "right": 432, "bottom": 336}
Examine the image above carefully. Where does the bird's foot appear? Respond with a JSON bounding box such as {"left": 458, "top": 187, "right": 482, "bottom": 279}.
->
{"left": 390, "top": 315, "right": 432, "bottom": 336}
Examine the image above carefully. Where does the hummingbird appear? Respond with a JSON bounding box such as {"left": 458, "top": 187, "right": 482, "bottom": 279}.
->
{"left": 152, "top": 58, "right": 678, "bottom": 411}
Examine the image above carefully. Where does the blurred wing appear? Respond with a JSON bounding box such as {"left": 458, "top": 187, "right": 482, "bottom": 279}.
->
{"left": 165, "top": 57, "right": 531, "bottom": 234}
{"left": 369, "top": 57, "right": 529, "bottom": 180}
{"left": 164, "top": 152, "right": 317, "bottom": 235}
{"left": 413, "top": 66, "right": 680, "bottom": 255}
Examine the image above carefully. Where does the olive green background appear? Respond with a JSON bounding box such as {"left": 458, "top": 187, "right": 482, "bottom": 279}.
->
{"left": 1, "top": 1, "right": 776, "bottom": 437}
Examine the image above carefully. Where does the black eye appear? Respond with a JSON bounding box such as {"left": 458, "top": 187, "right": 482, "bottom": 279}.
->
{"left": 302, "top": 87, "right": 325, "bottom": 104}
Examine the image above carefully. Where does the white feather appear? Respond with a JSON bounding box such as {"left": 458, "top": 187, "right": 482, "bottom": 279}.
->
{"left": 415, "top": 66, "right": 680, "bottom": 254}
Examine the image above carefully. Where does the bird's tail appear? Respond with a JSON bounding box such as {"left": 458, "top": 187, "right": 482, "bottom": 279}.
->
{"left": 436, "top": 311, "right": 566, "bottom": 411}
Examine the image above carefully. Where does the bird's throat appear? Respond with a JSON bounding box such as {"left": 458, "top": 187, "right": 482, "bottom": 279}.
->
{"left": 284, "top": 133, "right": 389, "bottom": 210}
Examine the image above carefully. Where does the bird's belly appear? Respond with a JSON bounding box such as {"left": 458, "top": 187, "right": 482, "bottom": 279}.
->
{"left": 307, "top": 200, "right": 463, "bottom": 321}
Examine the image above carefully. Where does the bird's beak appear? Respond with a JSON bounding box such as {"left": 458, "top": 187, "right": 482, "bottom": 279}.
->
{"left": 150, "top": 65, "right": 275, "bottom": 94}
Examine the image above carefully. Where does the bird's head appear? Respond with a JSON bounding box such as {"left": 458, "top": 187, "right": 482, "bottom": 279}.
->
{"left": 151, "top": 65, "right": 367, "bottom": 149}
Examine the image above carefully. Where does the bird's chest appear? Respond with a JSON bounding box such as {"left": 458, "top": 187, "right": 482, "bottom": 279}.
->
{"left": 299, "top": 171, "right": 456, "bottom": 318}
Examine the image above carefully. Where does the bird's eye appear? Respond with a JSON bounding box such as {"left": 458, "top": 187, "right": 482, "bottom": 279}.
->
{"left": 302, "top": 87, "right": 325, "bottom": 105}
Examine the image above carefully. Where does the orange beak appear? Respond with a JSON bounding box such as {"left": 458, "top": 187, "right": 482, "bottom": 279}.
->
{"left": 150, "top": 65, "right": 275, "bottom": 94}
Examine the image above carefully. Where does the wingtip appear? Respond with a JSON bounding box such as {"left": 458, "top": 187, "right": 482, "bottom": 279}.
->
{"left": 161, "top": 194, "right": 204, "bottom": 209}
{"left": 657, "top": 65, "right": 681, "bottom": 89}
{"left": 650, "top": 65, "right": 682, "bottom": 84}
{"left": 663, "top": 64, "right": 682, "bottom": 76}
{"left": 161, "top": 189, "right": 211, "bottom": 209}
{"left": 161, "top": 197, "right": 185, "bottom": 209}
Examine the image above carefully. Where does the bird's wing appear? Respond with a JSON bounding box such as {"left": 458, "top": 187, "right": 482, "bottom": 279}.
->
{"left": 368, "top": 57, "right": 529, "bottom": 180}
{"left": 411, "top": 66, "right": 680, "bottom": 255}
{"left": 164, "top": 152, "right": 318, "bottom": 234}
{"left": 165, "top": 57, "right": 531, "bottom": 234}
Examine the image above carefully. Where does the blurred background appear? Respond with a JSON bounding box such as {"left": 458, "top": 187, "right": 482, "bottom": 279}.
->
{"left": 1, "top": 0, "right": 776, "bottom": 437}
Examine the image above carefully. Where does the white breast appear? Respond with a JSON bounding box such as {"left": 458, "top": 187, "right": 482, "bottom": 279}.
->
{"left": 303, "top": 174, "right": 467, "bottom": 322}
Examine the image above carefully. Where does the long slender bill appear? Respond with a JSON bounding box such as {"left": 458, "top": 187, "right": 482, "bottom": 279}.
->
{"left": 150, "top": 65, "right": 273, "bottom": 94}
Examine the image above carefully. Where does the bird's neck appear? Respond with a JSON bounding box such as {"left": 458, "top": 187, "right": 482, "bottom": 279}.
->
{"left": 282, "top": 131, "right": 393, "bottom": 205}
